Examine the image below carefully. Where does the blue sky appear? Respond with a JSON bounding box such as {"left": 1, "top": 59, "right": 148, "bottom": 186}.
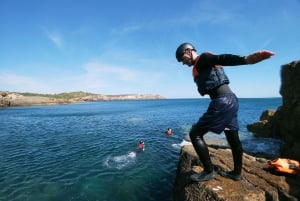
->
{"left": 1, "top": 0, "right": 300, "bottom": 98}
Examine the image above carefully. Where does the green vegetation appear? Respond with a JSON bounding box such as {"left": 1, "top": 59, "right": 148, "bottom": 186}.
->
{"left": 18, "top": 91, "right": 96, "bottom": 99}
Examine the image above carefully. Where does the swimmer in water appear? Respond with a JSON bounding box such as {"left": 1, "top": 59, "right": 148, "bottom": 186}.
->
{"left": 138, "top": 140, "right": 145, "bottom": 151}
{"left": 166, "top": 128, "right": 172, "bottom": 135}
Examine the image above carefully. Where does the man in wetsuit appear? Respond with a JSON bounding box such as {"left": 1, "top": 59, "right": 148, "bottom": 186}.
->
{"left": 175, "top": 43, "right": 275, "bottom": 182}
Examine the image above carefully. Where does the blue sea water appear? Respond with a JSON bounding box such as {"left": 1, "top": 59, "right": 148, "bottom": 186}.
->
{"left": 0, "top": 98, "right": 282, "bottom": 201}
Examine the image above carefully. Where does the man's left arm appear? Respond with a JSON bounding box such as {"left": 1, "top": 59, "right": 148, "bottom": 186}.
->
{"left": 245, "top": 50, "right": 275, "bottom": 64}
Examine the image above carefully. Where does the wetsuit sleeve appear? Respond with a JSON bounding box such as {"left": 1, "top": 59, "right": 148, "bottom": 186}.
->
{"left": 198, "top": 53, "right": 247, "bottom": 67}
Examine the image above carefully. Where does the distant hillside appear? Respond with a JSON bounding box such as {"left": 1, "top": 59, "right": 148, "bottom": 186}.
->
{"left": 0, "top": 91, "right": 165, "bottom": 107}
{"left": 18, "top": 91, "right": 95, "bottom": 99}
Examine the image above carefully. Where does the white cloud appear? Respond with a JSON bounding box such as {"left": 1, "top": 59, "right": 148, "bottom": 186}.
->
{"left": 111, "top": 25, "right": 141, "bottom": 35}
{"left": 84, "top": 62, "right": 138, "bottom": 81}
{"left": 0, "top": 60, "right": 164, "bottom": 95}
{"left": 0, "top": 72, "right": 51, "bottom": 93}
{"left": 45, "top": 29, "right": 64, "bottom": 49}
{"left": 71, "top": 61, "right": 165, "bottom": 94}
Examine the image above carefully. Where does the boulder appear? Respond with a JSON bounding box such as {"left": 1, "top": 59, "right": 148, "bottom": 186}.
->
{"left": 173, "top": 145, "right": 300, "bottom": 201}
{"left": 246, "top": 109, "right": 277, "bottom": 138}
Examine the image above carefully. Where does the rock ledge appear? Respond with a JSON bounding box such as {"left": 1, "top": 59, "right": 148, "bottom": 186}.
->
{"left": 173, "top": 145, "right": 299, "bottom": 201}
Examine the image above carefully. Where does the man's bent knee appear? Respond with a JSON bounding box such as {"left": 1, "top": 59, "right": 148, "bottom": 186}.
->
{"left": 189, "top": 124, "right": 207, "bottom": 140}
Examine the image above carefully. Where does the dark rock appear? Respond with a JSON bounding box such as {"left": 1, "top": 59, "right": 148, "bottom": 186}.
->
{"left": 247, "top": 61, "right": 300, "bottom": 162}
{"left": 246, "top": 109, "right": 277, "bottom": 138}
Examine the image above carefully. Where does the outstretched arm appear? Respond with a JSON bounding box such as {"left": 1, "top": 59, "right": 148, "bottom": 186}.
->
{"left": 198, "top": 50, "right": 275, "bottom": 68}
{"left": 245, "top": 50, "right": 275, "bottom": 64}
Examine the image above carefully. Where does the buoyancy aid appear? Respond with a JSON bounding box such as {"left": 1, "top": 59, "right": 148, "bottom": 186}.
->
{"left": 193, "top": 54, "right": 230, "bottom": 96}
{"left": 267, "top": 158, "right": 300, "bottom": 175}
{"left": 138, "top": 143, "right": 144, "bottom": 150}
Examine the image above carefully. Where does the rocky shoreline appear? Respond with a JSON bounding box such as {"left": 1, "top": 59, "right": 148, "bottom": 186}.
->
{"left": 174, "top": 144, "right": 299, "bottom": 201}
{"left": 0, "top": 91, "right": 165, "bottom": 107}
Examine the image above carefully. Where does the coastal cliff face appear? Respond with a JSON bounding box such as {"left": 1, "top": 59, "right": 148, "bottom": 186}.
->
{"left": 247, "top": 61, "right": 300, "bottom": 161}
{"left": 276, "top": 61, "right": 300, "bottom": 161}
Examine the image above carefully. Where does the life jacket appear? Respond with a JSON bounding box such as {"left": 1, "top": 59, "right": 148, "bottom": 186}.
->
{"left": 193, "top": 53, "right": 230, "bottom": 96}
{"left": 138, "top": 143, "right": 144, "bottom": 150}
{"left": 267, "top": 158, "right": 300, "bottom": 175}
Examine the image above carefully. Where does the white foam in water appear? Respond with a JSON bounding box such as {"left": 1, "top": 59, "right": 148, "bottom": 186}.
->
{"left": 127, "top": 151, "right": 136, "bottom": 158}
{"left": 103, "top": 151, "right": 137, "bottom": 170}
{"left": 172, "top": 139, "right": 192, "bottom": 149}
{"left": 179, "top": 139, "right": 192, "bottom": 146}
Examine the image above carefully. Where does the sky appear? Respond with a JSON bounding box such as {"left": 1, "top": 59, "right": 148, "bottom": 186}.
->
{"left": 1, "top": 0, "right": 300, "bottom": 98}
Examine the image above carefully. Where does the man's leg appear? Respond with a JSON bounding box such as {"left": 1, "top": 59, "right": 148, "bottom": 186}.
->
{"left": 189, "top": 126, "right": 215, "bottom": 182}
{"left": 219, "top": 129, "right": 243, "bottom": 181}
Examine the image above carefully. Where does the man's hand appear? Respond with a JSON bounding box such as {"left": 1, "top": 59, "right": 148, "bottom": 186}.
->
{"left": 245, "top": 50, "right": 275, "bottom": 64}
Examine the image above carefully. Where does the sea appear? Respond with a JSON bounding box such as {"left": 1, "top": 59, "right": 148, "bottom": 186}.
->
{"left": 0, "top": 98, "right": 283, "bottom": 201}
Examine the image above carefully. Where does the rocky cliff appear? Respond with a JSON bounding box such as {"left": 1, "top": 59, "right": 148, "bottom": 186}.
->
{"left": 247, "top": 61, "right": 300, "bottom": 162}
{"left": 174, "top": 145, "right": 299, "bottom": 201}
